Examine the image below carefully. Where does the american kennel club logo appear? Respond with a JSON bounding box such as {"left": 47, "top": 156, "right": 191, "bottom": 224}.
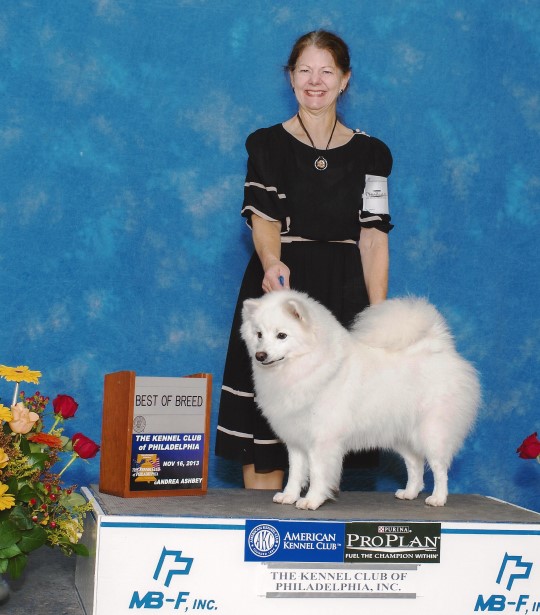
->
{"left": 248, "top": 524, "right": 281, "bottom": 558}
{"left": 345, "top": 522, "right": 441, "bottom": 563}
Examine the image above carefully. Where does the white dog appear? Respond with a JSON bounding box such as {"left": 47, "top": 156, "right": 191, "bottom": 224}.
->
{"left": 241, "top": 290, "right": 480, "bottom": 510}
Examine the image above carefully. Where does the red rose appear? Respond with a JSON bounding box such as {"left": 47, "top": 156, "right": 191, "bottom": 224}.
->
{"left": 517, "top": 432, "right": 540, "bottom": 459}
{"left": 72, "top": 432, "right": 100, "bottom": 459}
{"left": 53, "top": 394, "right": 79, "bottom": 419}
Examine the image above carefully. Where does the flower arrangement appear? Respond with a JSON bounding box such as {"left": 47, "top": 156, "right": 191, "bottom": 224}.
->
{"left": 517, "top": 433, "right": 540, "bottom": 463}
{"left": 0, "top": 364, "right": 100, "bottom": 579}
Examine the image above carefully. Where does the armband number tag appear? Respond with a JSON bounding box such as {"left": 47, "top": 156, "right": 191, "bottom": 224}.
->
{"left": 362, "top": 175, "right": 389, "bottom": 215}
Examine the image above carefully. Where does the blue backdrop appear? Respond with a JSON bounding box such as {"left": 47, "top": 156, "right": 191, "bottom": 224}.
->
{"left": 1, "top": 1, "right": 539, "bottom": 511}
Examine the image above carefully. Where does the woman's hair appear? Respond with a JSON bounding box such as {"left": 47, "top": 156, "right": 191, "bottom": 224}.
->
{"left": 285, "top": 30, "right": 351, "bottom": 76}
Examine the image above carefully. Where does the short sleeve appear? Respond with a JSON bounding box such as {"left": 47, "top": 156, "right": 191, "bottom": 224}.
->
{"left": 360, "top": 137, "right": 394, "bottom": 233}
{"left": 241, "top": 129, "right": 290, "bottom": 234}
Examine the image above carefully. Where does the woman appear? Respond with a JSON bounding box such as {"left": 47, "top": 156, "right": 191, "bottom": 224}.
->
{"left": 215, "top": 30, "right": 393, "bottom": 489}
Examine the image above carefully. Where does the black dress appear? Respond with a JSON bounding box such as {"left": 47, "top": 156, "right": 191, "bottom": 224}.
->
{"left": 215, "top": 123, "right": 393, "bottom": 472}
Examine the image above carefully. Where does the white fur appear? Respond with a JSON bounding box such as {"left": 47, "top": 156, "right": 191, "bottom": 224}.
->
{"left": 241, "top": 290, "right": 480, "bottom": 510}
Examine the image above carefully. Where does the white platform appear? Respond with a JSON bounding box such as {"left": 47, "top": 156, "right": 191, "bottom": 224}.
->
{"left": 75, "top": 487, "right": 540, "bottom": 614}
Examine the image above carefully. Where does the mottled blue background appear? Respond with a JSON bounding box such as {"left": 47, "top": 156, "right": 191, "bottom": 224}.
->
{"left": 1, "top": 1, "right": 539, "bottom": 511}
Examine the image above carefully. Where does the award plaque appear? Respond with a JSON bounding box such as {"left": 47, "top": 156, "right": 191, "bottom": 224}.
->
{"left": 99, "top": 370, "right": 212, "bottom": 498}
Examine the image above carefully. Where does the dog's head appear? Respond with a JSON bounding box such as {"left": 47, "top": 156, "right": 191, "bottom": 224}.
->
{"left": 240, "top": 291, "right": 314, "bottom": 367}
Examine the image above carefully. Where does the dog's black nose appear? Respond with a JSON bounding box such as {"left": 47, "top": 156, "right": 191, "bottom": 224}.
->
{"left": 255, "top": 351, "right": 268, "bottom": 363}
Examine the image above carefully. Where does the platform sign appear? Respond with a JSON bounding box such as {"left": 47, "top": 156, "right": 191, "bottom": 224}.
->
{"left": 81, "top": 510, "right": 540, "bottom": 615}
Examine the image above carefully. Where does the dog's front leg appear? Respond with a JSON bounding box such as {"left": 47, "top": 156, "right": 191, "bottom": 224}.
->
{"left": 273, "top": 447, "right": 307, "bottom": 505}
{"left": 296, "top": 445, "right": 343, "bottom": 510}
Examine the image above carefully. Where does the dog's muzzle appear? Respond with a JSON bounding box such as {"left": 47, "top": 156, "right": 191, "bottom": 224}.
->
{"left": 255, "top": 352, "right": 283, "bottom": 366}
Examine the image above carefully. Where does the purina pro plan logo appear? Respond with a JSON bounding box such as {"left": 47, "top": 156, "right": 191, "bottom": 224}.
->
{"left": 345, "top": 522, "right": 441, "bottom": 563}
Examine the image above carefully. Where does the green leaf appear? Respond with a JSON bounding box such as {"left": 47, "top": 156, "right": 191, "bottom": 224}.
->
{"left": 0, "top": 543, "right": 22, "bottom": 558}
{"left": 70, "top": 542, "right": 89, "bottom": 556}
{"left": 19, "top": 437, "right": 31, "bottom": 455}
{"left": 0, "top": 520, "right": 22, "bottom": 549}
{"left": 26, "top": 452, "right": 49, "bottom": 471}
{"left": 8, "top": 506, "right": 34, "bottom": 531}
{"left": 59, "top": 491, "right": 86, "bottom": 509}
{"left": 28, "top": 441, "right": 43, "bottom": 454}
{"left": 6, "top": 477, "right": 18, "bottom": 497}
{"left": 18, "top": 525, "right": 47, "bottom": 554}
{"left": 56, "top": 538, "right": 89, "bottom": 557}
{"left": 17, "top": 484, "right": 40, "bottom": 503}
{"left": 7, "top": 553, "right": 28, "bottom": 579}
{"left": 0, "top": 509, "right": 10, "bottom": 522}
{"left": 0, "top": 559, "right": 7, "bottom": 574}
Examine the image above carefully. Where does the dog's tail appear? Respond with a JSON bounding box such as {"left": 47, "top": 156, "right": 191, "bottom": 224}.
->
{"left": 352, "top": 297, "right": 453, "bottom": 351}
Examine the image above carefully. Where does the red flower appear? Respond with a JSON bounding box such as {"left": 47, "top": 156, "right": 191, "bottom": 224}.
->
{"left": 517, "top": 433, "right": 540, "bottom": 459}
{"left": 27, "top": 433, "right": 64, "bottom": 449}
{"left": 53, "top": 395, "right": 79, "bottom": 419}
{"left": 72, "top": 433, "right": 100, "bottom": 459}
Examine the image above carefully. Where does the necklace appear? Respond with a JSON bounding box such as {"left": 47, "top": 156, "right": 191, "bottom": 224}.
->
{"left": 296, "top": 113, "right": 338, "bottom": 171}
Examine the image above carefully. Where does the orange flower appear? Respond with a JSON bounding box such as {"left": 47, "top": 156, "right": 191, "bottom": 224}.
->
{"left": 27, "top": 433, "right": 64, "bottom": 449}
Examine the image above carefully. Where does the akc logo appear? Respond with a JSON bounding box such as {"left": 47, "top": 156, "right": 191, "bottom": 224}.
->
{"left": 247, "top": 524, "right": 280, "bottom": 558}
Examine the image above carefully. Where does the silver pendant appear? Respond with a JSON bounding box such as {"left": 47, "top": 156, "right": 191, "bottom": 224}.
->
{"left": 314, "top": 156, "right": 328, "bottom": 171}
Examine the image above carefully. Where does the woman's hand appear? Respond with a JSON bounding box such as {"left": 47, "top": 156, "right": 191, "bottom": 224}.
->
{"left": 262, "top": 258, "right": 290, "bottom": 293}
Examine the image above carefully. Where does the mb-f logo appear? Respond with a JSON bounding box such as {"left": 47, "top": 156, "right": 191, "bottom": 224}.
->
{"left": 475, "top": 553, "right": 540, "bottom": 612}
{"left": 129, "top": 546, "right": 217, "bottom": 610}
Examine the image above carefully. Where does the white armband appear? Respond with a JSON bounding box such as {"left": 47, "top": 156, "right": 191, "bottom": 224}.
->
{"left": 362, "top": 174, "right": 389, "bottom": 215}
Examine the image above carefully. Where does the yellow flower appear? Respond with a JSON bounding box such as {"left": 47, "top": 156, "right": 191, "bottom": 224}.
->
{"left": 9, "top": 402, "right": 40, "bottom": 434}
{"left": 0, "top": 483, "right": 15, "bottom": 511}
{"left": 0, "top": 448, "right": 8, "bottom": 469}
{"left": 62, "top": 517, "right": 83, "bottom": 544}
{"left": 0, "top": 405, "right": 13, "bottom": 422}
{"left": 0, "top": 364, "right": 42, "bottom": 384}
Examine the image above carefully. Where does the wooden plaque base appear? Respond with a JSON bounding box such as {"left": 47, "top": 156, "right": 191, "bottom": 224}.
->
{"left": 99, "top": 370, "right": 212, "bottom": 498}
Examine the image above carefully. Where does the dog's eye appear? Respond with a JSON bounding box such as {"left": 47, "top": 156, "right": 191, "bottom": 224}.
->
{"left": 277, "top": 332, "right": 287, "bottom": 340}
{"left": 256, "top": 331, "right": 262, "bottom": 339}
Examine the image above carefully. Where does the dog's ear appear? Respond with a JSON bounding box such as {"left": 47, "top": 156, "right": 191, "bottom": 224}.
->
{"left": 242, "top": 298, "right": 259, "bottom": 321}
{"left": 284, "top": 299, "right": 310, "bottom": 324}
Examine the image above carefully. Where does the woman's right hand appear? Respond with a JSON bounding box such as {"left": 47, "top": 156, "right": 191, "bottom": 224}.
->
{"left": 262, "top": 258, "right": 290, "bottom": 293}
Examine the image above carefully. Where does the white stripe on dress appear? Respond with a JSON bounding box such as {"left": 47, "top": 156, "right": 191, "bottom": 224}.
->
{"left": 221, "top": 385, "right": 254, "bottom": 398}
{"left": 245, "top": 181, "right": 286, "bottom": 199}
{"left": 281, "top": 235, "right": 356, "bottom": 245}
{"left": 217, "top": 425, "right": 252, "bottom": 439}
{"left": 241, "top": 207, "right": 291, "bottom": 233}
{"left": 216, "top": 425, "right": 281, "bottom": 445}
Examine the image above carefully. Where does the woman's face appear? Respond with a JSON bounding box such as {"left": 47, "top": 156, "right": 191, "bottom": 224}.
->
{"left": 290, "top": 45, "right": 350, "bottom": 113}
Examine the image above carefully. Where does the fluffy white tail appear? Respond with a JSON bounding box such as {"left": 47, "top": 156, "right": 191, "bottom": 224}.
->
{"left": 352, "top": 297, "right": 454, "bottom": 351}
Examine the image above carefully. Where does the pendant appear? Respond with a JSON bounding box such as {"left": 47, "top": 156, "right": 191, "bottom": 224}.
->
{"left": 314, "top": 156, "right": 328, "bottom": 171}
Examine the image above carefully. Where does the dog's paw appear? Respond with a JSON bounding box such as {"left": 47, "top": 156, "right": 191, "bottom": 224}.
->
{"left": 395, "top": 488, "right": 420, "bottom": 501}
{"left": 425, "top": 494, "right": 447, "bottom": 507}
{"left": 295, "top": 496, "right": 325, "bottom": 511}
{"left": 273, "top": 491, "right": 298, "bottom": 505}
